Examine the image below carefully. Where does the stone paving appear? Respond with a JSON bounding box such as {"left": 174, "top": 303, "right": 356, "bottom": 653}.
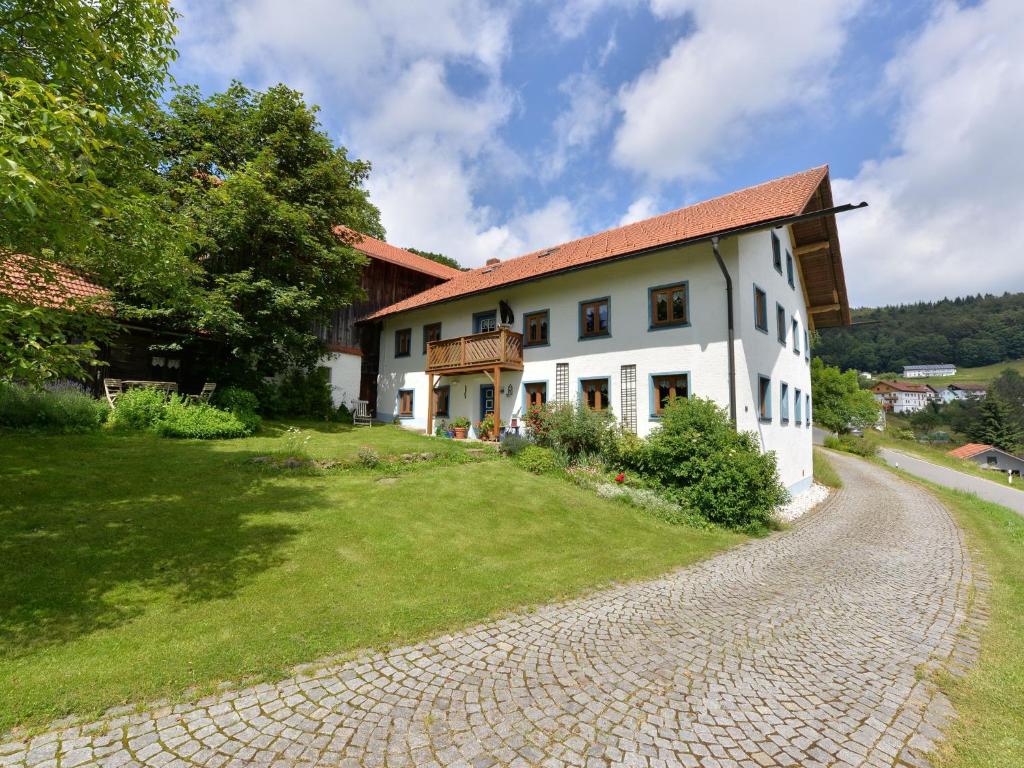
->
{"left": 0, "top": 453, "right": 982, "bottom": 768}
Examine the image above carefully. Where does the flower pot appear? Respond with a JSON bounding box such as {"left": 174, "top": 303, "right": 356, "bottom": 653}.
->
{"left": 453, "top": 427, "right": 468, "bottom": 439}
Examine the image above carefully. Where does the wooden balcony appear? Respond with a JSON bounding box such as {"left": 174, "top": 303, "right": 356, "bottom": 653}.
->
{"left": 426, "top": 328, "right": 523, "bottom": 375}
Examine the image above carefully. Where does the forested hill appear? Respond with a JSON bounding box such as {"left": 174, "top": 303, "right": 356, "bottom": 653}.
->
{"left": 815, "top": 292, "right": 1024, "bottom": 373}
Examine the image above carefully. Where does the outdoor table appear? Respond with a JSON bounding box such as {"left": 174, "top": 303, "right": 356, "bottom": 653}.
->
{"left": 121, "top": 380, "right": 179, "bottom": 394}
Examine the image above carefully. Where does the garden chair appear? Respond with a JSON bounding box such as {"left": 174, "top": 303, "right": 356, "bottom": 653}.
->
{"left": 188, "top": 382, "right": 216, "bottom": 404}
{"left": 353, "top": 399, "right": 372, "bottom": 426}
{"left": 103, "top": 378, "right": 123, "bottom": 408}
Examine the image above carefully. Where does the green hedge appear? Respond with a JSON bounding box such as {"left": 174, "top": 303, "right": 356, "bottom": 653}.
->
{"left": 154, "top": 398, "right": 253, "bottom": 439}
{"left": 0, "top": 382, "right": 108, "bottom": 433}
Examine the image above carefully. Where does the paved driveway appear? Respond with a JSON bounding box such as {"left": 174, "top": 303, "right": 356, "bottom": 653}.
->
{"left": 0, "top": 454, "right": 979, "bottom": 768}
{"left": 879, "top": 447, "right": 1024, "bottom": 516}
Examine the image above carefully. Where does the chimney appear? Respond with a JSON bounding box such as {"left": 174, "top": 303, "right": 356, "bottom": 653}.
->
{"left": 485, "top": 257, "right": 501, "bottom": 266}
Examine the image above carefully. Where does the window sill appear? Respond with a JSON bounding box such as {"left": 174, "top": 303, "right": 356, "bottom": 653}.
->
{"left": 578, "top": 333, "right": 611, "bottom": 341}
{"left": 648, "top": 322, "right": 690, "bottom": 332}
{"left": 755, "top": 325, "right": 769, "bottom": 335}
{"left": 523, "top": 341, "right": 550, "bottom": 348}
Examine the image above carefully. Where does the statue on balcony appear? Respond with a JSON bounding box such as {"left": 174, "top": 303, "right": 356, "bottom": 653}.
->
{"left": 498, "top": 299, "right": 514, "bottom": 326}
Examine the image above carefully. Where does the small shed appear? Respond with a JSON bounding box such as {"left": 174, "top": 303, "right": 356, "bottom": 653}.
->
{"left": 947, "top": 443, "right": 1024, "bottom": 476}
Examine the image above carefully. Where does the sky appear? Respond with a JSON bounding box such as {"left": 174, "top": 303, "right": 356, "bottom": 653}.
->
{"left": 170, "top": 0, "right": 1024, "bottom": 308}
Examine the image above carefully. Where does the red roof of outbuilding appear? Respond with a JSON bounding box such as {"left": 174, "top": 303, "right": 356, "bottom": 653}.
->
{"left": 334, "top": 226, "right": 461, "bottom": 281}
{"left": 364, "top": 165, "right": 832, "bottom": 321}
{"left": 947, "top": 443, "right": 992, "bottom": 460}
{"left": 0, "top": 254, "right": 111, "bottom": 312}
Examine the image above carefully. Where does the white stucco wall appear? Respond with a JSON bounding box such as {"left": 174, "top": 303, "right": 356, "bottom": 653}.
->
{"left": 319, "top": 351, "right": 362, "bottom": 408}
{"left": 375, "top": 232, "right": 814, "bottom": 493}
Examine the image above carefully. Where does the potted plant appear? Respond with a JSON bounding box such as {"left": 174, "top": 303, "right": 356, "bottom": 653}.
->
{"left": 434, "top": 419, "right": 449, "bottom": 437}
{"left": 450, "top": 416, "right": 471, "bottom": 439}
{"left": 477, "top": 413, "right": 504, "bottom": 441}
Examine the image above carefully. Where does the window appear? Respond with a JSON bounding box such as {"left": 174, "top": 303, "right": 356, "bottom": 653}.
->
{"left": 398, "top": 389, "right": 414, "bottom": 417}
{"left": 754, "top": 286, "right": 768, "bottom": 333}
{"left": 433, "top": 385, "right": 450, "bottom": 417}
{"left": 651, "top": 373, "right": 689, "bottom": 417}
{"left": 395, "top": 328, "right": 411, "bottom": 357}
{"left": 772, "top": 231, "right": 782, "bottom": 273}
{"left": 579, "top": 297, "right": 610, "bottom": 339}
{"left": 776, "top": 303, "right": 786, "bottom": 345}
{"left": 786, "top": 250, "right": 795, "bottom": 288}
{"left": 758, "top": 375, "right": 772, "bottom": 422}
{"left": 806, "top": 394, "right": 811, "bottom": 427}
{"left": 524, "top": 382, "right": 547, "bottom": 408}
{"left": 987, "top": 455, "right": 998, "bottom": 466}
{"left": 422, "top": 322, "right": 441, "bottom": 354}
{"left": 473, "top": 310, "right": 497, "bottom": 333}
{"left": 649, "top": 282, "right": 689, "bottom": 328}
{"left": 792, "top": 318, "right": 800, "bottom": 354}
{"left": 794, "top": 388, "right": 802, "bottom": 424}
{"left": 804, "top": 329, "right": 810, "bottom": 361}
{"left": 523, "top": 310, "right": 549, "bottom": 347}
{"left": 580, "top": 377, "right": 610, "bottom": 411}
{"left": 780, "top": 382, "right": 790, "bottom": 423}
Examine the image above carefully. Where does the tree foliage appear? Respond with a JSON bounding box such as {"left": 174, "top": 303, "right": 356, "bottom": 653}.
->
{"left": 810, "top": 358, "right": 881, "bottom": 434}
{"left": 405, "top": 247, "right": 462, "bottom": 271}
{"left": 150, "top": 82, "right": 384, "bottom": 381}
{"left": 816, "top": 293, "right": 1024, "bottom": 372}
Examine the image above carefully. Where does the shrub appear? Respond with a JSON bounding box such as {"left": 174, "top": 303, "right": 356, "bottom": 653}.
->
{"left": 524, "top": 403, "right": 555, "bottom": 446}
{"left": 498, "top": 432, "right": 530, "bottom": 456}
{"left": 434, "top": 419, "right": 449, "bottom": 437}
{"left": 357, "top": 446, "right": 381, "bottom": 468}
{"left": 824, "top": 433, "right": 879, "bottom": 457}
{"left": 541, "top": 401, "right": 614, "bottom": 460}
{"left": 109, "top": 387, "right": 167, "bottom": 430}
{"left": 214, "top": 386, "right": 262, "bottom": 433}
{"left": 335, "top": 402, "right": 353, "bottom": 425}
{"left": 476, "top": 413, "right": 502, "bottom": 440}
{"left": 153, "top": 397, "right": 253, "bottom": 439}
{"left": 600, "top": 428, "right": 646, "bottom": 468}
{"left": 625, "top": 397, "right": 787, "bottom": 530}
{"left": 258, "top": 368, "right": 335, "bottom": 420}
{"left": 893, "top": 428, "right": 916, "bottom": 441}
{"left": 0, "top": 382, "right": 108, "bottom": 432}
{"left": 515, "top": 445, "right": 560, "bottom": 475}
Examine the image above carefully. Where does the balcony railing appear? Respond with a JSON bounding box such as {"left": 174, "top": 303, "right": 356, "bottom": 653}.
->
{"left": 426, "top": 328, "right": 523, "bottom": 373}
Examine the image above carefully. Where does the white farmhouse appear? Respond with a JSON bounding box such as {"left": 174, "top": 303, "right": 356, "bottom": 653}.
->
{"left": 904, "top": 364, "right": 956, "bottom": 378}
{"left": 871, "top": 381, "right": 936, "bottom": 413}
{"left": 363, "top": 166, "right": 860, "bottom": 495}
{"left": 940, "top": 383, "right": 987, "bottom": 403}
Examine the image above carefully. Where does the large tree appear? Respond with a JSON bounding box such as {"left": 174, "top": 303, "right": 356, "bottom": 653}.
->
{"left": 810, "top": 358, "right": 881, "bottom": 434}
{"left": 152, "top": 83, "right": 385, "bottom": 381}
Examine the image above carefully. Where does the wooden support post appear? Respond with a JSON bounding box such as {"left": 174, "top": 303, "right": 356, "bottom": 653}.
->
{"left": 426, "top": 373, "right": 434, "bottom": 437}
{"left": 493, "top": 366, "right": 501, "bottom": 441}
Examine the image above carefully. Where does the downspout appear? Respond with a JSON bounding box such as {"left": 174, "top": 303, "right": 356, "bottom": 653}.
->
{"left": 711, "top": 236, "right": 737, "bottom": 428}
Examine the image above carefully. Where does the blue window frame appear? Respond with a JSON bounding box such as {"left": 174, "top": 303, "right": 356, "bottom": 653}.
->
{"left": 776, "top": 303, "right": 786, "bottom": 345}
{"left": 792, "top": 318, "right": 800, "bottom": 354}
{"left": 473, "top": 310, "right": 497, "bottom": 333}
{"left": 523, "top": 380, "right": 548, "bottom": 409}
{"left": 579, "top": 377, "right": 611, "bottom": 410}
{"left": 794, "top": 387, "right": 803, "bottom": 424}
{"left": 771, "top": 231, "right": 782, "bottom": 274}
{"left": 754, "top": 285, "right": 768, "bottom": 333}
{"left": 758, "top": 375, "right": 772, "bottom": 422}
{"left": 806, "top": 394, "right": 811, "bottom": 427}
{"left": 394, "top": 328, "right": 412, "bottom": 358}
{"left": 648, "top": 281, "right": 690, "bottom": 330}
{"left": 397, "top": 389, "right": 414, "bottom": 418}
{"left": 805, "top": 329, "right": 810, "bottom": 361}
{"left": 780, "top": 381, "right": 790, "bottom": 424}
{"left": 578, "top": 296, "right": 611, "bottom": 340}
{"left": 522, "top": 309, "right": 550, "bottom": 347}
{"left": 786, "top": 250, "right": 795, "bottom": 288}
{"left": 649, "top": 371, "right": 690, "bottom": 418}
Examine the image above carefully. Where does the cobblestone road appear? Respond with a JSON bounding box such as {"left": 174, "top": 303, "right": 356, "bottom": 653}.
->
{"left": 0, "top": 453, "right": 980, "bottom": 768}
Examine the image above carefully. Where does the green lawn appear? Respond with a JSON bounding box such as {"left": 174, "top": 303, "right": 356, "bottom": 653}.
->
{"left": 883, "top": 478, "right": 1024, "bottom": 767}
{"left": 878, "top": 432, "right": 1023, "bottom": 491}
{"left": 0, "top": 425, "right": 742, "bottom": 735}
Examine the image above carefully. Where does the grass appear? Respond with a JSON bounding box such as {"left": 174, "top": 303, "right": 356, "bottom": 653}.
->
{"left": 899, "top": 358, "right": 1024, "bottom": 388}
{"left": 880, "top": 473, "right": 1024, "bottom": 767}
{"left": 812, "top": 448, "right": 843, "bottom": 488}
{"left": 0, "top": 424, "right": 743, "bottom": 734}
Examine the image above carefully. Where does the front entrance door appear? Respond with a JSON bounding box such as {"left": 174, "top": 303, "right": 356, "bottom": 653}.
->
{"left": 480, "top": 384, "right": 494, "bottom": 420}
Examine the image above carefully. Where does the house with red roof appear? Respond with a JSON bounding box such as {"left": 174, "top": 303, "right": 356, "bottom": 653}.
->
{"left": 362, "top": 165, "right": 862, "bottom": 495}
{"left": 315, "top": 227, "right": 461, "bottom": 406}
{"left": 871, "top": 380, "right": 937, "bottom": 414}
{"left": 947, "top": 443, "right": 1024, "bottom": 476}
{"left": 0, "top": 254, "right": 111, "bottom": 313}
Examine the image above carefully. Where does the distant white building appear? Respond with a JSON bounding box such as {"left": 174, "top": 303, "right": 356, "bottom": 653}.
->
{"left": 904, "top": 363, "right": 956, "bottom": 378}
{"left": 940, "top": 383, "right": 988, "bottom": 404}
{"left": 871, "top": 381, "right": 936, "bottom": 413}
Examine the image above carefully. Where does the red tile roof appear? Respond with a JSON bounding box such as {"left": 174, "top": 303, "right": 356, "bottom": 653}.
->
{"left": 0, "top": 254, "right": 111, "bottom": 312}
{"left": 947, "top": 443, "right": 992, "bottom": 460}
{"left": 334, "top": 226, "right": 461, "bottom": 281}
{"left": 364, "top": 166, "right": 831, "bottom": 321}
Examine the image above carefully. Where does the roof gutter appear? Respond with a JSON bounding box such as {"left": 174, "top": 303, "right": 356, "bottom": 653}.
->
{"left": 359, "top": 201, "right": 868, "bottom": 324}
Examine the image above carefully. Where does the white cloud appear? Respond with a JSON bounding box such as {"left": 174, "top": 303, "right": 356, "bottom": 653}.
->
{"left": 549, "top": 0, "right": 640, "bottom": 40}
{"left": 618, "top": 195, "right": 659, "bottom": 225}
{"left": 613, "top": 0, "right": 862, "bottom": 180}
{"left": 545, "top": 72, "right": 614, "bottom": 178}
{"left": 834, "top": 0, "right": 1024, "bottom": 305}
